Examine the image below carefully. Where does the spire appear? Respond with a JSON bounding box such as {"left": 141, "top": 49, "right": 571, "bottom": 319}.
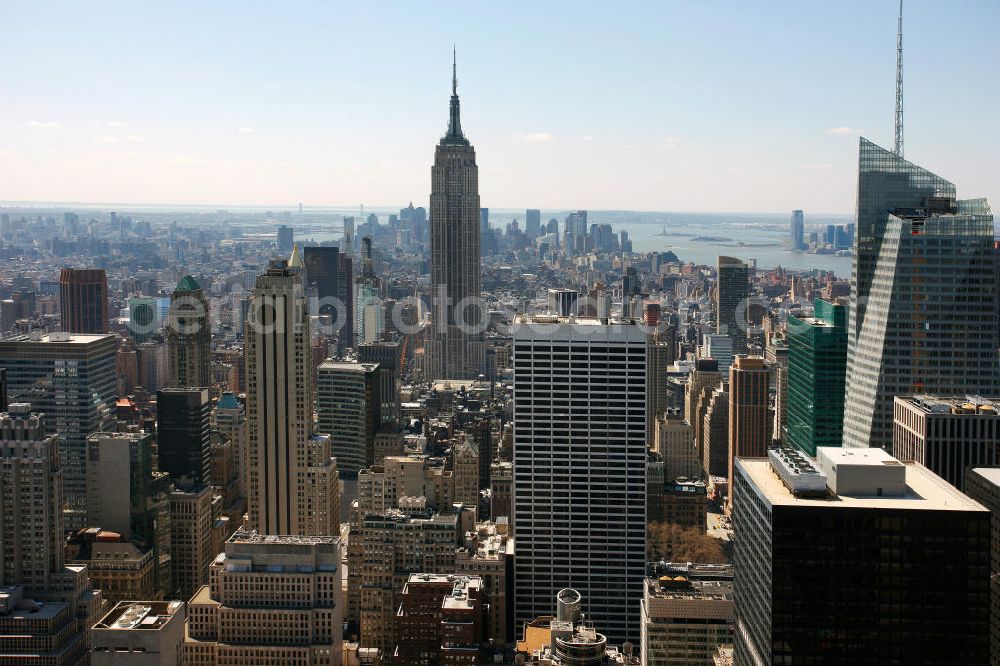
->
{"left": 894, "top": 0, "right": 904, "bottom": 157}
{"left": 288, "top": 243, "right": 303, "bottom": 269}
{"left": 445, "top": 46, "right": 466, "bottom": 143}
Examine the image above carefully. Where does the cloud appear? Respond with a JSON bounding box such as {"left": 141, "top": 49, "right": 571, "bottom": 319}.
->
{"left": 823, "top": 126, "right": 861, "bottom": 135}
{"left": 523, "top": 132, "right": 552, "bottom": 142}
{"left": 25, "top": 120, "right": 60, "bottom": 128}
{"left": 664, "top": 135, "right": 680, "bottom": 148}
{"left": 800, "top": 163, "right": 834, "bottom": 170}
{"left": 107, "top": 120, "right": 128, "bottom": 128}
{"left": 126, "top": 135, "right": 146, "bottom": 143}
{"left": 728, "top": 166, "right": 745, "bottom": 175}
{"left": 582, "top": 135, "right": 594, "bottom": 141}
{"left": 238, "top": 127, "right": 255, "bottom": 134}
{"left": 94, "top": 135, "right": 118, "bottom": 143}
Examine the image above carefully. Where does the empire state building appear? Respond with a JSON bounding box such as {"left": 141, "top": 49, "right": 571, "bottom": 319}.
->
{"left": 428, "top": 52, "right": 483, "bottom": 379}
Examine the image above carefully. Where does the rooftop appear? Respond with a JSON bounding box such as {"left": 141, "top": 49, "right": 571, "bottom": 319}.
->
{"left": 897, "top": 394, "right": 1000, "bottom": 415}
{"left": 738, "top": 456, "right": 986, "bottom": 512}
{"left": 971, "top": 468, "right": 1000, "bottom": 487}
{"left": 94, "top": 601, "right": 183, "bottom": 631}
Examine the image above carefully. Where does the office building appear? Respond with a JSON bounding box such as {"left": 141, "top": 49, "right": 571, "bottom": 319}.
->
{"left": 245, "top": 252, "right": 340, "bottom": 535}
{"left": 513, "top": 315, "right": 647, "bottom": 643}
{"left": 525, "top": 208, "right": 542, "bottom": 238}
{"left": 358, "top": 341, "right": 403, "bottom": 424}
{"left": 893, "top": 395, "right": 1000, "bottom": 491}
{"left": 66, "top": 530, "right": 156, "bottom": 605}
{"left": 182, "top": 531, "right": 343, "bottom": 666}
{"left": 727, "top": 356, "right": 771, "bottom": 510}
{"left": 156, "top": 388, "right": 211, "bottom": 486}
{"left": 844, "top": 139, "right": 1000, "bottom": 448}
{"left": 128, "top": 296, "right": 159, "bottom": 344}
{"left": 0, "top": 332, "right": 117, "bottom": 518}
{"left": 685, "top": 358, "right": 721, "bottom": 436}
{"left": 790, "top": 210, "right": 805, "bottom": 251}
{"left": 663, "top": 478, "right": 708, "bottom": 530}
{"left": 455, "top": 521, "right": 515, "bottom": 645}
{"left": 166, "top": 275, "right": 211, "bottom": 389}
{"left": 92, "top": 601, "right": 185, "bottom": 666}
{"left": 276, "top": 224, "right": 294, "bottom": 252}
{"left": 85, "top": 431, "right": 160, "bottom": 545}
{"left": 358, "top": 508, "right": 462, "bottom": 652}
{"left": 733, "top": 447, "right": 990, "bottom": 664}
{"left": 786, "top": 299, "right": 847, "bottom": 455}
{"left": 646, "top": 329, "right": 677, "bottom": 436}
{"left": 393, "top": 574, "right": 484, "bottom": 665}
{"left": 0, "top": 405, "right": 102, "bottom": 665}
{"left": 427, "top": 54, "right": 484, "bottom": 379}
{"left": 547, "top": 288, "right": 579, "bottom": 317}
{"left": 715, "top": 257, "right": 748, "bottom": 353}
{"left": 453, "top": 434, "right": 480, "bottom": 507}
{"left": 169, "top": 484, "right": 213, "bottom": 601}
{"left": 702, "top": 386, "right": 729, "bottom": 478}
{"left": 0, "top": 367, "right": 6, "bottom": 412}
{"left": 653, "top": 415, "right": 699, "bottom": 481}
{"left": 212, "top": 392, "right": 246, "bottom": 504}
{"left": 59, "top": 267, "right": 108, "bottom": 333}
{"left": 317, "top": 360, "right": 381, "bottom": 476}
{"left": 965, "top": 468, "right": 1000, "bottom": 666}
{"left": 303, "top": 246, "right": 354, "bottom": 350}
{"left": 641, "top": 563, "right": 734, "bottom": 666}
{"left": 702, "top": 334, "right": 733, "bottom": 375}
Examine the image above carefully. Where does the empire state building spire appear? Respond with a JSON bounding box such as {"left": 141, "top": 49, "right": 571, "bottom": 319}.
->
{"left": 445, "top": 46, "right": 466, "bottom": 143}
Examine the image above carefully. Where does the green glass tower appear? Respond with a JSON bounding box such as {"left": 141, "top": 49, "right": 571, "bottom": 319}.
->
{"left": 786, "top": 298, "right": 847, "bottom": 455}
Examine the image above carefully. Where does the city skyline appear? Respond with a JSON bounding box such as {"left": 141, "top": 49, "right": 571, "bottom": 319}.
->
{"left": 3, "top": 1, "right": 999, "bottom": 213}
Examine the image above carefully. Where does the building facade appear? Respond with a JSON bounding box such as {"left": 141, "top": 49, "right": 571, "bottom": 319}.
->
{"left": 59, "top": 267, "right": 108, "bottom": 334}
{"left": 317, "top": 361, "right": 381, "bottom": 476}
{"left": 427, "top": 56, "right": 483, "bottom": 380}
{"left": 157, "top": 388, "right": 211, "bottom": 487}
{"left": 166, "top": 275, "right": 211, "bottom": 389}
{"left": 512, "top": 315, "right": 647, "bottom": 643}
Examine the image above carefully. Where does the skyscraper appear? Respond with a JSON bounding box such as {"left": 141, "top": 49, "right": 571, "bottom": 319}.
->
{"left": 727, "top": 356, "right": 771, "bottom": 511}
{"left": 244, "top": 251, "right": 339, "bottom": 535}
{"left": 525, "top": 208, "right": 541, "bottom": 238}
{"left": 156, "top": 387, "right": 211, "bottom": 486}
{"left": 166, "top": 275, "right": 211, "bottom": 388}
{"left": 276, "top": 224, "right": 293, "bottom": 252}
{"left": 790, "top": 209, "right": 805, "bottom": 250}
{"left": 715, "top": 256, "right": 749, "bottom": 353}
{"left": 512, "top": 314, "right": 647, "bottom": 643}
{"left": 428, "top": 52, "right": 483, "bottom": 379}
{"left": 316, "top": 360, "right": 381, "bottom": 476}
{"left": 843, "top": 139, "right": 1000, "bottom": 449}
{"left": 213, "top": 392, "right": 246, "bottom": 503}
{"left": 303, "top": 246, "right": 354, "bottom": 350}
{"left": 59, "top": 267, "right": 108, "bottom": 333}
{"left": 786, "top": 298, "right": 847, "bottom": 455}
{"left": 734, "top": 447, "right": 989, "bottom": 664}
{"left": 0, "top": 332, "right": 117, "bottom": 521}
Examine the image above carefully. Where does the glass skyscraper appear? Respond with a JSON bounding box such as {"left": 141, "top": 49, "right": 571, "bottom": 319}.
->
{"left": 843, "top": 139, "right": 1000, "bottom": 448}
{"left": 786, "top": 298, "right": 847, "bottom": 455}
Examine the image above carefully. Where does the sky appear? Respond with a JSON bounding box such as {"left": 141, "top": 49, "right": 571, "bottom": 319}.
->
{"left": 1, "top": 0, "right": 998, "bottom": 214}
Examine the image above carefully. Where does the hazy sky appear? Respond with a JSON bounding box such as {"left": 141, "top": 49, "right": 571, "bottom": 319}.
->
{"left": 2, "top": 1, "right": 997, "bottom": 214}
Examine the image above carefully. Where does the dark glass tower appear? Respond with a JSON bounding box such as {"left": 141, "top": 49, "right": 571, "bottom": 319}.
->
{"left": 156, "top": 387, "right": 211, "bottom": 486}
{"left": 303, "top": 246, "right": 354, "bottom": 350}
{"left": 428, "top": 52, "right": 483, "bottom": 379}
{"left": 59, "top": 267, "right": 108, "bottom": 334}
{"left": 716, "top": 256, "right": 749, "bottom": 353}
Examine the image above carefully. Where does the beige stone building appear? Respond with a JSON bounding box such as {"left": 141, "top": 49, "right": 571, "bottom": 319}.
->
{"left": 455, "top": 521, "right": 515, "bottom": 644}
{"left": 182, "top": 531, "right": 343, "bottom": 666}
{"left": 641, "top": 565, "right": 733, "bottom": 665}
{"left": 452, "top": 435, "right": 479, "bottom": 508}
{"left": 169, "top": 485, "right": 213, "bottom": 600}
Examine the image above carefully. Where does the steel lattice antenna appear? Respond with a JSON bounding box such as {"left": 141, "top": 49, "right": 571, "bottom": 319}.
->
{"left": 894, "top": 0, "right": 904, "bottom": 157}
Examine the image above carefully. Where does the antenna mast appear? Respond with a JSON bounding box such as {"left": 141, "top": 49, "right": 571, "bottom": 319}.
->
{"left": 894, "top": 0, "right": 904, "bottom": 157}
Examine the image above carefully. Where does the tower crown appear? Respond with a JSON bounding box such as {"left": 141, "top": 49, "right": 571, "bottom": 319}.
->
{"left": 443, "top": 47, "right": 469, "bottom": 145}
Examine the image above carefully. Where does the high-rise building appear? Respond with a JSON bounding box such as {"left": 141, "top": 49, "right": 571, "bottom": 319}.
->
{"left": 358, "top": 340, "right": 403, "bottom": 424}
{"left": 715, "top": 256, "right": 749, "bottom": 353}
{"left": 157, "top": 388, "right": 211, "bottom": 487}
{"left": 893, "top": 395, "right": 1000, "bottom": 491}
{"left": 394, "top": 574, "right": 485, "bottom": 665}
{"left": 786, "top": 299, "right": 847, "bottom": 455}
{"left": 212, "top": 392, "right": 246, "bottom": 504}
{"left": 547, "top": 288, "right": 579, "bottom": 317}
{"left": 128, "top": 296, "right": 159, "bottom": 344}
{"left": 965, "top": 467, "right": 1000, "bottom": 665}
{"left": 166, "top": 275, "right": 211, "bottom": 389}
{"left": 427, "top": 54, "right": 483, "bottom": 379}
{"left": 525, "top": 208, "right": 542, "bottom": 238}
{"left": 182, "top": 531, "right": 343, "bottom": 665}
{"left": 0, "top": 367, "right": 6, "bottom": 412}
{"left": 641, "top": 563, "right": 734, "bottom": 666}
{"left": 59, "top": 267, "right": 109, "bottom": 334}
{"left": 513, "top": 315, "right": 647, "bottom": 643}
{"left": 702, "top": 385, "right": 729, "bottom": 478}
{"left": 790, "top": 210, "right": 805, "bottom": 251}
{"left": 92, "top": 601, "right": 185, "bottom": 666}
{"left": 734, "top": 447, "right": 989, "bottom": 664}
{"left": 844, "top": 138, "right": 1000, "bottom": 449}
{"left": 0, "top": 404, "right": 64, "bottom": 589}
{"left": 85, "top": 431, "right": 157, "bottom": 542}
{"left": 653, "top": 414, "right": 699, "bottom": 481}
{"left": 452, "top": 434, "right": 479, "bottom": 507}
{"left": 168, "top": 484, "right": 213, "bottom": 600}
{"left": 0, "top": 332, "right": 117, "bottom": 520}
{"left": 317, "top": 361, "right": 381, "bottom": 476}
{"left": 245, "top": 252, "right": 340, "bottom": 535}
{"left": 0, "top": 403, "right": 102, "bottom": 665}
{"left": 276, "top": 224, "right": 294, "bottom": 252}
{"left": 728, "top": 356, "right": 771, "bottom": 511}
{"left": 702, "top": 333, "right": 734, "bottom": 375}
{"left": 303, "top": 246, "right": 354, "bottom": 350}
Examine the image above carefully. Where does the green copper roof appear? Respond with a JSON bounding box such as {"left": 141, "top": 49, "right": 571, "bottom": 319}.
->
{"left": 175, "top": 274, "right": 201, "bottom": 292}
{"left": 217, "top": 392, "right": 239, "bottom": 410}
